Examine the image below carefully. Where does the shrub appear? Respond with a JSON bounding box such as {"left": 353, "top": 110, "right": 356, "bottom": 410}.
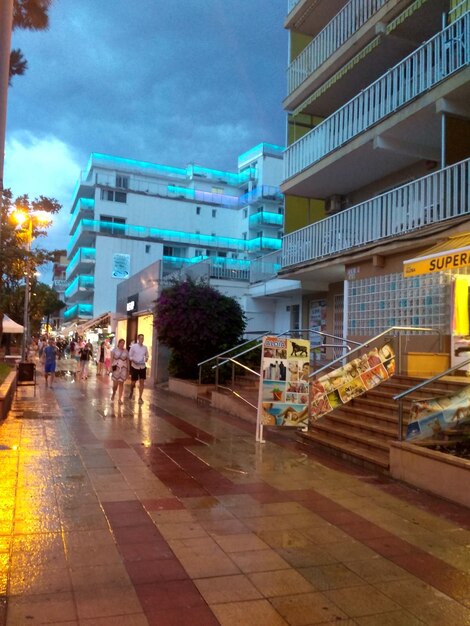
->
{"left": 155, "top": 279, "right": 246, "bottom": 379}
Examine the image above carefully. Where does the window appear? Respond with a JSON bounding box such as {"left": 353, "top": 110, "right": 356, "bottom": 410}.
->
{"left": 218, "top": 251, "right": 227, "bottom": 258}
{"left": 231, "top": 253, "right": 238, "bottom": 259}
{"left": 212, "top": 187, "right": 223, "bottom": 194}
{"left": 196, "top": 206, "right": 201, "bottom": 215}
{"left": 257, "top": 231, "right": 263, "bottom": 238}
{"left": 99, "top": 215, "right": 126, "bottom": 235}
{"left": 116, "top": 174, "right": 129, "bottom": 189}
{"left": 243, "top": 209, "right": 248, "bottom": 218}
{"left": 101, "top": 189, "right": 127, "bottom": 203}
{"left": 205, "top": 249, "right": 211, "bottom": 256}
{"left": 242, "top": 232, "right": 247, "bottom": 240}
{"left": 163, "top": 246, "right": 173, "bottom": 256}
{"left": 212, "top": 209, "right": 217, "bottom": 218}
{"left": 145, "top": 245, "right": 151, "bottom": 253}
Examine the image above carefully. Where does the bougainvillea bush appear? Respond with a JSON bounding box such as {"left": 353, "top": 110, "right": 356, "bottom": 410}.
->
{"left": 154, "top": 279, "right": 246, "bottom": 379}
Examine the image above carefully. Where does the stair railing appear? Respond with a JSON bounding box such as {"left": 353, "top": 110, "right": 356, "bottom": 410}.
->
{"left": 393, "top": 356, "right": 470, "bottom": 441}
{"left": 309, "top": 326, "right": 442, "bottom": 381}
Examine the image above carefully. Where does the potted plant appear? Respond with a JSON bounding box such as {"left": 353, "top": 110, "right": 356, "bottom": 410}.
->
{"left": 272, "top": 387, "right": 283, "bottom": 401}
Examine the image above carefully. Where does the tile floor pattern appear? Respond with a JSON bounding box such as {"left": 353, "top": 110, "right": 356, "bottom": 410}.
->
{"left": 0, "top": 373, "right": 469, "bottom": 625}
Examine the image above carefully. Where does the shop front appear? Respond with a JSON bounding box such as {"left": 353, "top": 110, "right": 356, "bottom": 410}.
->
{"left": 404, "top": 232, "right": 470, "bottom": 375}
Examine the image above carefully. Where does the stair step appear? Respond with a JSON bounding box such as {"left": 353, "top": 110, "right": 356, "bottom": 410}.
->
{"left": 299, "top": 431, "right": 389, "bottom": 469}
{"left": 324, "top": 413, "right": 397, "bottom": 439}
{"left": 310, "top": 421, "right": 390, "bottom": 452}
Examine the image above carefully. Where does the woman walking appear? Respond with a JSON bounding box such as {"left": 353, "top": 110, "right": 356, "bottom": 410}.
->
{"left": 80, "top": 341, "right": 93, "bottom": 380}
{"left": 111, "top": 338, "right": 129, "bottom": 404}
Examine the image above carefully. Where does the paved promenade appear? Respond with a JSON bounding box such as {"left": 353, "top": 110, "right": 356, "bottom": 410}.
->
{"left": 0, "top": 372, "right": 469, "bottom": 625}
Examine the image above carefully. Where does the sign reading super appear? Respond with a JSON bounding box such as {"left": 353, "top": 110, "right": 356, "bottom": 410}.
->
{"left": 404, "top": 248, "right": 470, "bottom": 277}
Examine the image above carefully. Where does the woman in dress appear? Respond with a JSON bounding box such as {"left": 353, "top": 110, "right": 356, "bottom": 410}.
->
{"left": 111, "top": 338, "right": 129, "bottom": 404}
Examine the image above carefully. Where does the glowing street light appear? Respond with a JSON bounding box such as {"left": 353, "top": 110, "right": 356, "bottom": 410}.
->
{"left": 12, "top": 210, "right": 52, "bottom": 361}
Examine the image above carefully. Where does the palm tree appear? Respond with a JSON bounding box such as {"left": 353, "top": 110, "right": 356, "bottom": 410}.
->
{"left": 10, "top": 0, "right": 52, "bottom": 82}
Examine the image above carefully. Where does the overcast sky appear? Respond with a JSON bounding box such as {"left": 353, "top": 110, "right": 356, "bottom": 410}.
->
{"left": 5, "top": 0, "right": 288, "bottom": 277}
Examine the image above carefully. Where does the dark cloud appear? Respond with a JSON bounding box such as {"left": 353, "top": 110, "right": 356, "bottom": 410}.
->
{"left": 8, "top": 0, "right": 287, "bottom": 170}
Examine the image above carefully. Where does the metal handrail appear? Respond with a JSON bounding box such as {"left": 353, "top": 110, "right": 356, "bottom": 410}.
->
{"left": 393, "top": 356, "right": 470, "bottom": 441}
{"left": 309, "top": 326, "right": 442, "bottom": 379}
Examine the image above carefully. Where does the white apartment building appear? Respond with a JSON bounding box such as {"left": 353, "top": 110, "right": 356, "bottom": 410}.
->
{"left": 274, "top": 0, "right": 470, "bottom": 367}
{"left": 64, "top": 143, "right": 285, "bottom": 331}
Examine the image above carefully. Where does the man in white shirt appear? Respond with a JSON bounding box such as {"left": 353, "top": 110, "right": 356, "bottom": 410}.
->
{"left": 128, "top": 334, "right": 149, "bottom": 403}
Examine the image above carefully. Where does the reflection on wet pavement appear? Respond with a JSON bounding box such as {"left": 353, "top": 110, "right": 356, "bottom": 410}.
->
{"left": 0, "top": 373, "right": 468, "bottom": 625}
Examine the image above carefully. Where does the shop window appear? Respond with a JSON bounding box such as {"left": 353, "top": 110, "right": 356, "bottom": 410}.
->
{"left": 116, "top": 174, "right": 129, "bottom": 189}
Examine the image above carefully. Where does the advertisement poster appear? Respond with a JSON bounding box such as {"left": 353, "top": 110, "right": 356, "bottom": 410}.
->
{"left": 112, "top": 253, "right": 131, "bottom": 279}
{"left": 406, "top": 385, "right": 470, "bottom": 440}
{"left": 310, "top": 343, "right": 395, "bottom": 423}
{"left": 260, "top": 336, "right": 311, "bottom": 428}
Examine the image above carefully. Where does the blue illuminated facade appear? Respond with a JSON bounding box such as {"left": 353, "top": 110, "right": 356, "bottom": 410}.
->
{"left": 64, "top": 143, "right": 285, "bottom": 323}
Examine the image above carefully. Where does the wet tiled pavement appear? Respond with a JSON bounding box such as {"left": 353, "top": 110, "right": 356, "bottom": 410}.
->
{"left": 0, "top": 373, "right": 469, "bottom": 625}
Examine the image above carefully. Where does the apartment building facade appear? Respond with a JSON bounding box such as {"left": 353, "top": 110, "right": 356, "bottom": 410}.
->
{"left": 278, "top": 0, "right": 470, "bottom": 370}
{"left": 63, "top": 143, "right": 285, "bottom": 334}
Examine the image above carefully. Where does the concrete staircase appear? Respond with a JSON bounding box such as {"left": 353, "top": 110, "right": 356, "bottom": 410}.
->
{"left": 298, "top": 375, "right": 469, "bottom": 472}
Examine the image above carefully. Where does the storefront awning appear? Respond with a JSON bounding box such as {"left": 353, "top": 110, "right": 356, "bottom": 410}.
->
{"left": 404, "top": 233, "right": 470, "bottom": 277}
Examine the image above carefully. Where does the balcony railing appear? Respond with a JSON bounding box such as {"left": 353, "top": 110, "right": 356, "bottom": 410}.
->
{"left": 287, "top": 0, "right": 388, "bottom": 96}
{"left": 66, "top": 247, "right": 96, "bottom": 280}
{"left": 250, "top": 250, "right": 282, "bottom": 284}
{"left": 69, "top": 198, "right": 95, "bottom": 231}
{"left": 63, "top": 303, "right": 93, "bottom": 321}
{"left": 163, "top": 257, "right": 251, "bottom": 284}
{"left": 65, "top": 275, "right": 95, "bottom": 300}
{"left": 287, "top": 0, "right": 302, "bottom": 14}
{"left": 282, "top": 158, "right": 470, "bottom": 267}
{"left": 239, "top": 185, "right": 283, "bottom": 205}
{"left": 249, "top": 211, "right": 284, "bottom": 227}
{"left": 285, "top": 10, "right": 470, "bottom": 181}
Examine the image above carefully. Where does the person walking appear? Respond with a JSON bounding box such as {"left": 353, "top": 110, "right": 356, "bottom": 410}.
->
{"left": 43, "top": 337, "right": 57, "bottom": 388}
{"left": 97, "top": 341, "right": 105, "bottom": 375}
{"left": 128, "top": 333, "right": 149, "bottom": 403}
{"left": 79, "top": 341, "right": 93, "bottom": 380}
{"left": 111, "top": 339, "right": 129, "bottom": 404}
{"left": 104, "top": 340, "right": 112, "bottom": 375}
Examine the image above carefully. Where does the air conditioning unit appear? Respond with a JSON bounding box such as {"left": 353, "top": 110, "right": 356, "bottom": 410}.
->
{"left": 326, "top": 195, "right": 346, "bottom": 216}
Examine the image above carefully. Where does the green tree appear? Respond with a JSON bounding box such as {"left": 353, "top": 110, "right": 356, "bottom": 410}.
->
{"left": 9, "top": 0, "right": 52, "bottom": 83}
{"left": 4, "top": 280, "right": 64, "bottom": 335}
{"left": 154, "top": 278, "right": 246, "bottom": 379}
{"left": 0, "top": 188, "right": 61, "bottom": 342}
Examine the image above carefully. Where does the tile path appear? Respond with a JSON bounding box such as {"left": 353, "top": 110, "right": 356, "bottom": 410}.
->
{"left": 0, "top": 371, "right": 469, "bottom": 625}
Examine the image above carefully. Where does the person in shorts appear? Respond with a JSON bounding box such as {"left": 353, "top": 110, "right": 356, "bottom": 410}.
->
{"left": 128, "top": 334, "right": 149, "bottom": 403}
{"left": 43, "top": 338, "right": 57, "bottom": 388}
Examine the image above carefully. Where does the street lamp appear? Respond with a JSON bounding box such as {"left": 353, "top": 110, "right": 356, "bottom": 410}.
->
{"left": 12, "top": 210, "right": 51, "bottom": 361}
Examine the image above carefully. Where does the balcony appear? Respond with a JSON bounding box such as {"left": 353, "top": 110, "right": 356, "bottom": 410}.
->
{"left": 69, "top": 198, "right": 95, "bottom": 234}
{"left": 287, "top": 0, "right": 388, "bottom": 99}
{"left": 65, "top": 275, "right": 95, "bottom": 301}
{"left": 283, "top": 11, "right": 470, "bottom": 196}
{"left": 63, "top": 303, "right": 93, "bottom": 321}
{"left": 239, "top": 185, "right": 283, "bottom": 206}
{"left": 282, "top": 157, "right": 470, "bottom": 268}
{"left": 66, "top": 247, "right": 96, "bottom": 281}
{"left": 249, "top": 250, "right": 282, "bottom": 284}
{"left": 67, "top": 219, "right": 272, "bottom": 258}
{"left": 286, "top": 0, "right": 348, "bottom": 36}
{"left": 249, "top": 211, "right": 284, "bottom": 228}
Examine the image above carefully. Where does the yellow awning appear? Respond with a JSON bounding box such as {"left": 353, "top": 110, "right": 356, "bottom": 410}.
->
{"left": 404, "top": 233, "right": 470, "bottom": 277}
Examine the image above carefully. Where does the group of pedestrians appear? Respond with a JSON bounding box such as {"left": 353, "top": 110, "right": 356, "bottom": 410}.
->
{"left": 111, "top": 334, "right": 149, "bottom": 404}
{"left": 34, "top": 334, "right": 149, "bottom": 404}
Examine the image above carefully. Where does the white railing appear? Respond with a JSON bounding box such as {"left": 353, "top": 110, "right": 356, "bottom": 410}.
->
{"left": 287, "top": 0, "right": 388, "bottom": 95}
{"left": 287, "top": 0, "right": 302, "bottom": 14}
{"left": 285, "top": 11, "right": 470, "bottom": 180}
{"left": 282, "top": 158, "right": 470, "bottom": 267}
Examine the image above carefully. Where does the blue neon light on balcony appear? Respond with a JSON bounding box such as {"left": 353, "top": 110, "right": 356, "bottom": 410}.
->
{"left": 249, "top": 211, "right": 283, "bottom": 226}
{"left": 64, "top": 303, "right": 93, "bottom": 320}
{"left": 65, "top": 275, "right": 95, "bottom": 298}
{"left": 89, "top": 153, "right": 187, "bottom": 178}
{"left": 68, "top": 218, "right": 282, "bottom": 255}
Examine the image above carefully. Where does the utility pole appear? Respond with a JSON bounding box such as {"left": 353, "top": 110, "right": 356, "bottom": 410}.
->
{"left": 0, "top": 0, "right": 14, "bottom": 191}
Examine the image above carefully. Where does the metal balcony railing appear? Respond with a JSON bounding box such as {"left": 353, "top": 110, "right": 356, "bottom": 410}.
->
{"left": 65, "top": 247, "right": 96, "bottom": 281}
{"left": 287, "top": 0, "right": 388, "bottom": 96}
{"left": 287, "top": 0, "right": 302, "bottom": 14}
{"left": 282, "top": 157, "right": 470, "bottom": 267}
{"left": 284, "top": 11, "right": 470, "bottom": 181}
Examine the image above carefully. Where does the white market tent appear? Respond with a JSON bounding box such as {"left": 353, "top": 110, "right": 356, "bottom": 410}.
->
{"left": 1, "top": 315, "right": 24, "bottom": 334}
